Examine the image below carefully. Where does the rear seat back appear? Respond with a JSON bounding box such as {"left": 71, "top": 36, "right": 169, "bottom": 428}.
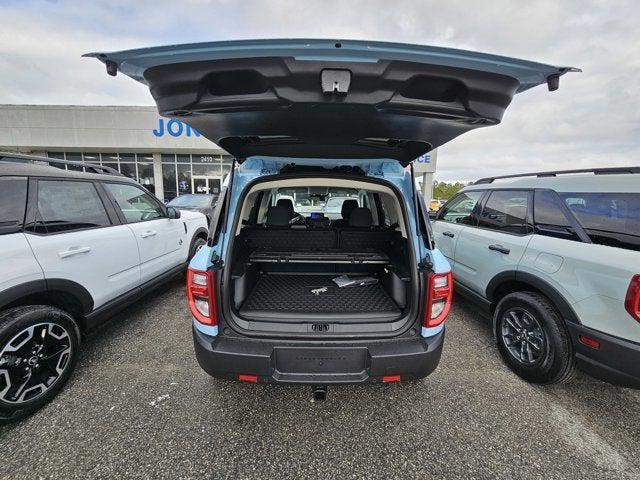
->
{"left": 239, "top": 206, "right": 395, "bottom": 251}
{"left": 242, "top": 228, "right": 337, "bottom": 250}
{"left": 338, "top": 207, "right": 396, "bottom": 250}
{"left": 340, "top": 230, "right": 395, "bottom": 250}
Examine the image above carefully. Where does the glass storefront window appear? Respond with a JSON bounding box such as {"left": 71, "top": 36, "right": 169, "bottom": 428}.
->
{"left": 120, "top": 162, "right": 137, "bottom": 180}
{"left": 176, "top": 154, "right": 191, "bottom": 164}
{"left": 137, "top": 162, "right": 155, "bottom": 194}
{"left": 161, "top": 154, "right": 175, "bottom": 164}
{"left": 82, "top": 152, "right": 101, "bottom": 164}
{"left": 162, "top": 163, "right": 177, "bottom": 202}
{"left": 177, "top": 163, "right": 192, "bottom": 196}
{"left": 119, "top": 153, "right": 135, "bottom": 163}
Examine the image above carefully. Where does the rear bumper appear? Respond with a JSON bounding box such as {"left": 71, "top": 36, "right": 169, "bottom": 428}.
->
{"left": 568, "top": 323, "right": 640, "bottom": 389}
{"left": 192, "top": 326, "right": 445, "bottom": 384}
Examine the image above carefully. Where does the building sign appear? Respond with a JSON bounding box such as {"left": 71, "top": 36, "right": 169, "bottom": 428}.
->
{"left": 152, "top": 118, "right": 201, "bottom": 138}
{"left": 413, "top": 150, "right": 438, "bottom": 174}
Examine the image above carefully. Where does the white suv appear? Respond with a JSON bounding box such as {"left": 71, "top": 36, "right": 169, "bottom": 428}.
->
{"left": 0, "top": 154, "right": 208, "bottom": 422}
{"left": 432, "top": 167, "right": 640, "bottom": 387}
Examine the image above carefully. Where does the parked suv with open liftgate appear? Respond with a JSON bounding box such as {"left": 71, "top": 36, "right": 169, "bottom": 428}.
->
{"left": 0, "top": 154, "right": 208, "bottom": 422}
{"left": 432, "top": 168, "right": 640, "bottom": 387}
{"left": 89, "top": 39, "right": 576, "bottom": 392}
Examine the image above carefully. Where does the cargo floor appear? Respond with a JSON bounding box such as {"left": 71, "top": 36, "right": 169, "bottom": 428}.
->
{"left": 239, "top": 274, "right": 401, "bottom": 322}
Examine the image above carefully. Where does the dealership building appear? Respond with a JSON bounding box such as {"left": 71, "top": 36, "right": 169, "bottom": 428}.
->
{"left": 0, "top": 104, "right": 438, "bottom": 202}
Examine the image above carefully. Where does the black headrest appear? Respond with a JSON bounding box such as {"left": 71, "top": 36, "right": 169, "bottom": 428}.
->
{"left": 265, "top": 205, "right": 291, "bottom": 226}
{"left": 349, "top": 207, "right": 373, "bottom": 228}
{"left": 341, "top": 199, "right": 358, "bottom": 219}
{"left": 276, "top": 198, "right": 295, "bottom": 216}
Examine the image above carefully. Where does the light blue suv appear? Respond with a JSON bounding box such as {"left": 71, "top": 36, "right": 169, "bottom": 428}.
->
{"left": 432, "top": 168, "right": 640, "bottom": 387}
{"left": 89, "top": 39, "right": 575, "bottom": 390}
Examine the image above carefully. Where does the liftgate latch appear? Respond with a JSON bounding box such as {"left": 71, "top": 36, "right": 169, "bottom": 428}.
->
{"left": 321, "top": 69, "right": 351, "bottom": 95}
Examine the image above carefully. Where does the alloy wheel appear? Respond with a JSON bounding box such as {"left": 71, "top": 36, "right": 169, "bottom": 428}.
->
{"left": 0, "top": 323, "right": 72, "bottom": 404}
{"left": 500, "top": 308, "right": 547, "bottom": 365}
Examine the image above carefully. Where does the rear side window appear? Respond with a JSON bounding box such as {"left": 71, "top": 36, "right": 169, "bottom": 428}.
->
{"left": 35, "top": 180, "right": 111, "bottom": 234}
{"left": 0, "top": 177, "right": 28, "bottom": 235}
{"left": 560, "top": 192, "right": 640, "bottom": 251}
{"left": 437, "top": 191, "right": 483, "bottom": 224}
{"left": 104, "top": 183, "right": 164, "bottom": 223}
{"left": 478, "top": 190, "right": 530, "bottom": 234}
{"left": 533, "top": 190, "right": 581, "bottom": 242}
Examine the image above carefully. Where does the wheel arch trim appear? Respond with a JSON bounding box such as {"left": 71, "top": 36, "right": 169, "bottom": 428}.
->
{"left": 0, "top": 279, "right": 94, "bottom": 315}
{"left": 486, "top": 270, "right": 581, "bottom": 330}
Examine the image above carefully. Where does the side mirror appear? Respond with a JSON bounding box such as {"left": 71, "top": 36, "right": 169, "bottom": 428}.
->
{"left": 167, "top": 207, "right": 181, "bottom": 219}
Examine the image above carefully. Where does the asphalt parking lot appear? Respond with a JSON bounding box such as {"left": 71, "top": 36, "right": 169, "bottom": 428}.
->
{"left": 1, "top": 277, "right": 639, "bottom": 480}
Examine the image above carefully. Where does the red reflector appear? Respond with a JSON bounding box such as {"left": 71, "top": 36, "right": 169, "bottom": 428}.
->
{"left": 238, "top": 374, "right": 258, "bottom": 383}
{"left": 579, "top": 335, "right": 600, "bottom": 350}
{"left": 625, "top": 275, "right": 640, "bottom": 322}
{"left": 382, "top": 375, "right": 401, "bottom": 383}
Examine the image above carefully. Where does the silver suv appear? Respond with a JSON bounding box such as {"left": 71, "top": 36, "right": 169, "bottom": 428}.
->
{"left": 432, "top": 167, "right": 640, "bottom": 387}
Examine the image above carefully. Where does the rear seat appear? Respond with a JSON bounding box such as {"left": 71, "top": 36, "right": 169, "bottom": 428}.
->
{"left": 241, "top": 206, "right": 337, "bottom": 250}
{"left": 339, "top": 207, "right": 395, "bottom": 251}
{"left": 239, "top": 206, "right": 395, "bottom": 252}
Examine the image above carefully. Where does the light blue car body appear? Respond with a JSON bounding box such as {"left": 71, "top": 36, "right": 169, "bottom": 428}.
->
{"left": 189, "top": 156, "right": 450, "bottom": 338}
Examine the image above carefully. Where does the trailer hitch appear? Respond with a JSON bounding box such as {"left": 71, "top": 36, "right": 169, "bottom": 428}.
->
{"left": 311, "top": 385, "right": 327, "bottom": 402}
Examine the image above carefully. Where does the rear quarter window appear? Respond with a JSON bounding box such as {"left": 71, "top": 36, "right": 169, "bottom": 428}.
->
{"left": 560, "top": 192, "right": 640, "bottom": 251}
{"left": 0, "top": 177, "right": 28, "bottom": 235}
{"left": 34, "top": 180, "right": 111, "bottom": 234}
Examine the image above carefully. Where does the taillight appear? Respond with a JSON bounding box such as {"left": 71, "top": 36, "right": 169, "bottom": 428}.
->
{"left": 625, "top": 275, "right": 640, "bottom": 322}
{"left": 424, "top": 271, "right": 453, "bottom": 329}
{"left": 187, "top": 267, "right": 216, "bottom": 326}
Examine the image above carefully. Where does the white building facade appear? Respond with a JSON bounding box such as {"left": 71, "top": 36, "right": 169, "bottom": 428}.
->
{"left": 0, "top": 105, "right": 231, "bottom": 202}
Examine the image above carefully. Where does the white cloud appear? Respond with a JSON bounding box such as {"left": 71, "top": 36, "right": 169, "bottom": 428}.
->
{"left": 0, "top": 0, "right": 638, "bottom": 180}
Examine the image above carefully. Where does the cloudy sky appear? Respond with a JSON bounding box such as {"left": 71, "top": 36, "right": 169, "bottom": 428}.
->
{"left": 1, "top": 0, "right": 638, "bottom": 181}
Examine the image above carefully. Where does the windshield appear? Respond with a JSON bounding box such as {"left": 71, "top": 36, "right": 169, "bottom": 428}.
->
{"left": 167, "top": 194, "right": 213, "bottom": 208}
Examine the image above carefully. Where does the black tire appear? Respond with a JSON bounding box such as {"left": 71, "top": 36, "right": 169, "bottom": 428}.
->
{"left": 494, "top": 291, "right": 575, "bottom": 385}
{"left": 188, "top": 235, "right": 208, "bottom": 262}
{"left": 0, "top": 306, "right": 80, "bottom": 424}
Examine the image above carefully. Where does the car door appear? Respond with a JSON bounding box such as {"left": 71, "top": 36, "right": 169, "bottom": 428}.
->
{"left": 103, "top": 182, "right": 186, "bottom": 283}
{"left": 0, "top": 177, "right": 45, "bottom": 296}
{"left": 454, "top": 189, "right": 534, "bottom": 295}
{"left": 431, "top": 191, "right": 485, "bottom": 268}
{"left": 24, "top": 178, "right": 140, "bottom": 309}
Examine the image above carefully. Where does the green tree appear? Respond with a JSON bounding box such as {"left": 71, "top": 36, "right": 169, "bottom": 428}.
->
{"left": 432, "top": 181, "right": 469, "bottom": 201}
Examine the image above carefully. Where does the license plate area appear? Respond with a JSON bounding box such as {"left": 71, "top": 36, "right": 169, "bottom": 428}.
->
{"left": 274, "top": 347, "right": 368, "bottom": 375}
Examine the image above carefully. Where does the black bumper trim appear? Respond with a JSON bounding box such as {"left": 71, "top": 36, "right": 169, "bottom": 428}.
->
{"left": 192, "top": 328, "right": 445, "bottom": 384}
{"left": 567, "top": 323, "right": 640, "bottom": 389}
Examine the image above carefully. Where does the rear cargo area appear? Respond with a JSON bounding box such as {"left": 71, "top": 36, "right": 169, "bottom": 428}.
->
{"left": 229, "top": 220, "right": 412, "bottom": 324}
{"left": 240, "top": 272, "right": 401, "bottom": 320}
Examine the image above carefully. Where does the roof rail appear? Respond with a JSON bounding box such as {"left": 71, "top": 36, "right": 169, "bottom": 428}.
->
{"left": 474, "top": 166, "right": 640, "bottom": 185}
{"left": 0, "top": 151, "right": 123, "bottom": 176}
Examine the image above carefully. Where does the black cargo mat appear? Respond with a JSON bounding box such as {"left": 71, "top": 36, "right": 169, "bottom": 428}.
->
{"left": 239, "top": 274, "right": 401, "bottom": 322}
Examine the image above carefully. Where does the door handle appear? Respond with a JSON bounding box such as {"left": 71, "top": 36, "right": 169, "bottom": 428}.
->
{"left": 488, "top": 244, "right": 510, "bottom": 255}
{"left": 140, "top": 230, "right": 157, "bottom": 238}
{"left": 58, "top": 246, "right": 91, "bottom": 259}
{"left": 442, "top": 231, "right": 455, "bottom": 238}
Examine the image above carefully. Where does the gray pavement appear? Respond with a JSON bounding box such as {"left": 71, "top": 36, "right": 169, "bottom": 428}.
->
{"left": 1, "top": 276, "right": 639, "bottom": 479}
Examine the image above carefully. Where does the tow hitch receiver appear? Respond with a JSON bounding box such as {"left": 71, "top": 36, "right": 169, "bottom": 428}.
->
{"left": 312, "top": 385, "right": 327, "bottom": 402}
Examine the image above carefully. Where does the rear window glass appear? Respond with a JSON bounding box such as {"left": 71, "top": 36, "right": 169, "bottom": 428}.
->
{"left": 478, "top": 190, "right": 530, "bottom": 234}
{"left": 35, "top": 180, "right": 111, "bottom": 234}
{"left": 0, "top": 177, "right": 27, "bottom": 235}
{"left": 560, "top": 192, "right": 640, "bottom": 251}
